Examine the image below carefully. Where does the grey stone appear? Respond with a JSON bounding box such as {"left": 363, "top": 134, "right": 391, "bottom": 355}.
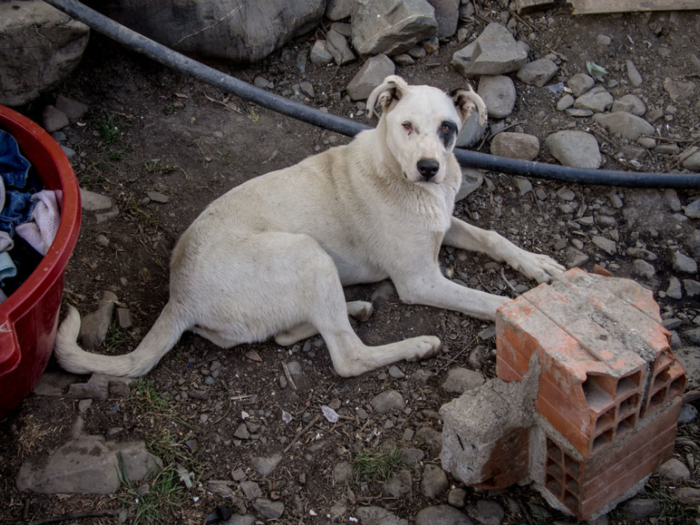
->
{"left": 556, "top": 94, "right": 574, "bottom": 111}
{"left": 385, "top": 469, "right": 413, "bottom": 498}
{"left": 657, "top": 458, "right": 691, "bottom": 482}
{"left": 234, "top": 423, "right": 251, "bottom": 440}
{"left": 420, "top": 36, "right": 440, "bottom": 53}
{"left": 42, "top": 106, "right": 69, "bottom": 133}
{"left": 626, "top": 60, "right": 643, "bottom": 87}
{"left": 686, "top": 328, "right": 700, "bottom": 345}
{"left": 78, "top": 398, "right": 92, "bottom": 413}
{"left": 592, "top": 236, "right": 616, "bottom": 255}
{"left": 79, "top": 291, "right": 118, "bottom": 350}
{"left": 327, "top": 30, "right": 356, "bottom": 65}
{"left": 252, "top": 499, "right": 284, "bottom": 519}
{"left": 596, "top": 34, "right": 611, "bottom": 46}
{"left": 66, "top": 373, "right": 110, "bottom": 401}
{"left": 251, "top": 454, "right": 282, "bottom": 477}
{"left": 421, "top": 464, "right": 448, "bottom": 499}
{"left": 286, "top": 361, "right": 311, "bottom": 390}
{"left": 222, "top": 515, "right": 255, "bottom": 525}
{"left": 116, "top": 308, "right": 132, "bottom": 329}
{"left": 33, "top": 370, "right": 80, "bottom": 397}
{"left": 146, "top": 191, "right": 170, "bottom": 204}
{"left": 679, "top": 404, "right": 698, "bottom": 424}
{"left": 448, "top": 488, "right": 467, "bottom": 507}
{"left": 467, "top": 500, "right": 505, "bottom": 525}
{"left": 442, "top": 368, "right": 485, "bottom": 394}
{"left": 666, "top": 277, "right": 683, "bottom": 300}
{"left": 332, "top": 461, "right": 353, "bottom": 483}
{"left": 415, "top": 505, "right": 473, "bottom": 525}
{"left": 681, "top": 146, "right": 700, "bottom": 171}
{"left": 469, "top": 40, "right": 527, "bottom": 77}
{"left": 352, "top": 0, "right": 437, "bottom": 56}
{"left": 545, "top": 131, "right": 601, "bottom": 169}
{"left": 347, "top": 55, "right": 395, "bottom": 101}
{"left": 623, "top": 499, "right": 661, "bottom": 518}
{"left": 685, "top": 198, "right": 700, "bottom": 219}
{"left": 239, "top": 480, "right": 262, "bottom": 499}
{"left": 326, "top": 0, "right": 357, "bottom": 21}
{"left": 455, "top": 168, "right": 483, "bottom": 201}
{"left": 673, "top": 252, "right": 698, "bottom": 273}
{"left": 408, "top": 45, "right": 428, "bottom": 59}
{"left": 88, "top": 0, "right": 325, "bottom": 64}
{"left": 370, "top": 390, "right": 405, "bottom": 413}
{"left": 55, "top": 95, "right": 88, "bottom": 120}
{"left": 663, "top": 78, "right": 696, "bottom": 102}
{"left": 299, "top": 81, "right": 315, "bottom": 98}
{"left": 16, "top": 428, "right": 161, "bottom": 494}
{"left": 567, "top": 73, "right": 595, "bottom": 97}
{"left": 399, "top": 448, "right": 425, "bottom": 465}
{"left": 477, "top": 75, "right": 515, "bottom": 119}
{"left": 451, "top": 23, "right": 516, "bottom": 77}
{"left": 677, "top": 488, "right": 700, "bottom": 505}
{"left": 310, "top": 40, "right": 334, "bottom": 65}
{"left": 415, "top": 426, "right": 442, "bottom": 457}
{"left": 566, "top": 108, "right": 594, "bottom": 117}
{"left": 491, "top": 132, "right": 539, "bottom": 161}
{"left": 516, "top": 58, "right": 558, "bottom": 87}
{"left": 0, "top": 2, "right": 89, "bottom": 106}
{"left": 468, "top": 345, "right": 489, "bottom": 369}
{"left": 514, "top": 177, "right": 533, "bottom": 196}
{"left": 612, "top": 94, "right": 646, "bottom": 116}
{"left": 684, "top": 280, "right": 700, "bottom": 297}
{"left": 95, "top": 207, "right": 119, "bottom": 224}
{"left": 394, "top": 54, "right": 416, "bottom": 65}
{"left": 593, "top": 112, "right": 655, "bottom": 141}
{"left": 574, "top": 86, "right": 613, "bottom": 113}
{"left": 426, "top": 0, "right": 459, "bottom": 39}
{"left": 632, "top": 259, "right": 656, "bottom": 279}
{"left": 389, "top": 365, "right": 405, "bottom": 378}
{"left": 356, "top": 506, "right": 408, "bottom": 525}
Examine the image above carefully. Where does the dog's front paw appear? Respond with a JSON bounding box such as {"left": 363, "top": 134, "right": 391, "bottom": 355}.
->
{"left": 515, "top": 251, "right": 565, "bottom": 284}
{"left": 405, "top": 335, "right": 441, "bottom": 362}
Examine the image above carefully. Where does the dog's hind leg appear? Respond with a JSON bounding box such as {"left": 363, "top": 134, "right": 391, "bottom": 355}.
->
{"left": 274, "top": 300, "right": 374, "bottom": 346}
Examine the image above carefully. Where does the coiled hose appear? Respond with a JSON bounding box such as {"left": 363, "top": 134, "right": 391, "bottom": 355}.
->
{"left": 43, "top": 0, "right": 700, "bottom": 189}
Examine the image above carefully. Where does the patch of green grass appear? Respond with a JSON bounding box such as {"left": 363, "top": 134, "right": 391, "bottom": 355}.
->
{"left": 103, "top": 322, "right": 132, "bottom": 355}
{"left": 97, "top": 115, "right": 124, "bottom": 144}
{"left": 108, "top": 145, "right": 129, "bottom": 161}
{"left": 144, "top": 159, "right": 161, "bottom": 173}
{"left": 164, "top": 105, "right": 176, "bottom": 116}
{"left": 352, "top": 445, "right": 403, "bottom": 483}
{"left": 118, "top": 455, "right": 185, "bottom": 525}
{"left": 129, "top": 379, "right": 170, "bottom": 415}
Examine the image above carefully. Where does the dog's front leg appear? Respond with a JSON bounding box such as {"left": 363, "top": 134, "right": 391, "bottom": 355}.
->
{"left": 392, "top": 266, "right": 510, "bottom": 321}
{"left": 443, "top": 217, "right": 564, "bottom": 283}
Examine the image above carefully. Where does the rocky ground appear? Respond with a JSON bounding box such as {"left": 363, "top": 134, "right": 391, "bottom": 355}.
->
{"left": 1, "top": 2, "right": 700, "bottom": 525}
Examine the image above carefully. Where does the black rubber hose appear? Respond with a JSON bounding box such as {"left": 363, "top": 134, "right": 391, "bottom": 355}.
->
{"left": 44, "top": 0, "right": 700, "bottom": 189}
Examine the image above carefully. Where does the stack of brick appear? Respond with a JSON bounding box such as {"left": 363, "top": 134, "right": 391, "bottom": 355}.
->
{"left": 440, "top": 268, "right": 686, "bottom": 520}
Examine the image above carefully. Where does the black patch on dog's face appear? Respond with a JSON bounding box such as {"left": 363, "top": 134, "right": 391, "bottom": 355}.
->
{"left": 438, "top": 121, "right": 458, "bottom": 148}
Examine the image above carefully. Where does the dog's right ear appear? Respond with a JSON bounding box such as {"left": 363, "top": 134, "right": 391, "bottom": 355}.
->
{"left": 367, "top": 75, "right": 410, "bottom": 119}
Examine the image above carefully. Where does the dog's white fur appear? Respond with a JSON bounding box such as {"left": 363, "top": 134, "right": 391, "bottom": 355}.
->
{"left": 54, "top": 76, "right": 563, "bottom": 378}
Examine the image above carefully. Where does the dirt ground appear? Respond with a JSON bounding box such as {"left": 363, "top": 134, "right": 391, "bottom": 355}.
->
{"left": 1, "top": 3, "right": 700, "bottom": 524}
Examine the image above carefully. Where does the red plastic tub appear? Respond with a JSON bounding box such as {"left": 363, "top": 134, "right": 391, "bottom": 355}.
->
{"left": 0, "top": 105, "right": 81, "bottom": 419}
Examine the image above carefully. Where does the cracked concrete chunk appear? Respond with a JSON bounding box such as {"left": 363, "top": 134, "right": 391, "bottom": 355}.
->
{"left": 17, "top": 419, "right": 161, "bottom": 494}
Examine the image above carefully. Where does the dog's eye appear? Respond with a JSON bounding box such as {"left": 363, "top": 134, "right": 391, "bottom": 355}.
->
{"left": 402, "top": 122, "right": 413, "bottom": 131}
{"left": 441, "top": 124, "right": 452, "bottom": 133}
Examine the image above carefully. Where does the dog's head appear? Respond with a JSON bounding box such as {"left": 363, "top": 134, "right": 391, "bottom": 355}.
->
{"left": 367, "top": 75, "right": 487, "bottom": 184}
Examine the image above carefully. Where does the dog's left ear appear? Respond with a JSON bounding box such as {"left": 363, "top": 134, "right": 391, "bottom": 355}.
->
{"left": 451, "top": 85, "right": 488, "bottom": 127}
{"left": 367, "top": 75, "right": 410, "bottom": 119}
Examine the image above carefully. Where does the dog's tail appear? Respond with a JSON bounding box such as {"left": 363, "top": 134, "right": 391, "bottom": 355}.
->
{"left": 54, "top": 303, "right": 187, "bottom": 377}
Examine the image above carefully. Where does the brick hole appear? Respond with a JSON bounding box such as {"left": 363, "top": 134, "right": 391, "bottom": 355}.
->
{"left": 594, "top": 406, "right": 615, "bottom": 432}
{"left": 655, "top": 350, "right": 674, "bottom": 372}
{"left": 566, "top": 475, "right": 580, "bottom": 495}
{"left": 564, "top": 455, "right": 581, "bottom": 478}
{"left": 668, "top": 375, "right": 686, "bottom": 398}
{"left": 547, "top": 439, "right": 562, "bottom": 463}
{"left": 616, "top": 371, "right": 642, "bottom": 396}
{"left": 546, "top": 474, "right": 563, "bottom": 496}
{"left": 653, "top": 368, "right": 673, "bottom": 389}
{"left": 546, "top": 458, "right": 563, "bottom": 479}
{"left": 564, "top": 491, "right": 580, "bottom": 514}
{"left": 591, "top": 428, "right": 613, "bottom": 454}
{"left": 583, "top": 375, "right": 613, "bottom": 410}
{"left": 647, "top": 386, "right": 668, "bottom": 413}
{"left": 615, "top": 413, "right": 636, "bottom": 439}
{"left": 619, "top": 393, "right": 640, "bottom": 416}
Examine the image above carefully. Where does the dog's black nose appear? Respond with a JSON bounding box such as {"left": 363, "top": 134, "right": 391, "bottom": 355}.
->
{"left": 417, "top": 159, "right": 440, "bottom": 180}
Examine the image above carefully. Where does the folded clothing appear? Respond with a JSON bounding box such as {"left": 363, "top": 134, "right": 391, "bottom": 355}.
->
{"left": 0, "top": 251, "right": 17, "bottom": 284}
{"left": 16, "top": 190, "right": 60, "bottom": 256}
{"left": 0, "top": 128, "right": 31, "bottom": 188}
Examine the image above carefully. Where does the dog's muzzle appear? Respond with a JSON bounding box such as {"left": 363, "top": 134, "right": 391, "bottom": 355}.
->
{"left": 417, "top": 159, "right": 440, "bottom": 182}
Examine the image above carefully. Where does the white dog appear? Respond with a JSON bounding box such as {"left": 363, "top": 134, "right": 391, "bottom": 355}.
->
{"left": 55, "top": 76, "right": 563, "bottom": 378}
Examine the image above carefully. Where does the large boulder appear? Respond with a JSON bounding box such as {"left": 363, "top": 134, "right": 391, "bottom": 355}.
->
{"left": 83, "top": 0, "right": 325, "bottom": 63}
{"left": 0, "top": 1, "right": 90, "bottom": 107}
{"left": 352, "top": 0, "right": 437, "bottom": 56}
